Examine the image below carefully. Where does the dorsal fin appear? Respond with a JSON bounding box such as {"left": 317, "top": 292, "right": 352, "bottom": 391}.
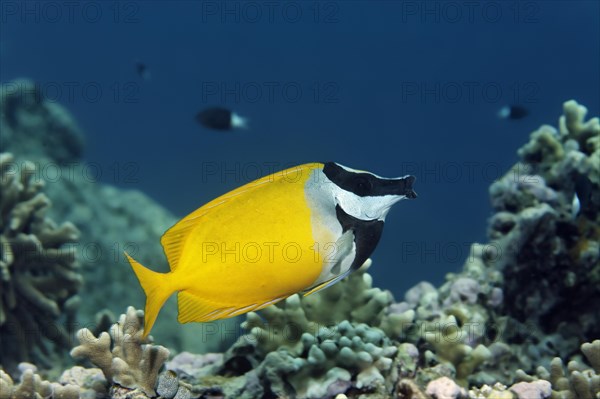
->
{"left": 161, "top": 163, "right": 324, "bottom": 270}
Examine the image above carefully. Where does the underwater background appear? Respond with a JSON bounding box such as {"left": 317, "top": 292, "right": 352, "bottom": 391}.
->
{"left": 1, "top": 1, "right": 599, "bottom": 399}
{"left": 2, "top": 0, "right": 597, "bottom": 293}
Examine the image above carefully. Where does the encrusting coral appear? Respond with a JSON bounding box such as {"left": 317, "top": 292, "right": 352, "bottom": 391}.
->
{"left": 70, "top": 306, "right": 171, "bottom": 397}
{"left": 0, "top": 152, "right": 82, "bottom": 372}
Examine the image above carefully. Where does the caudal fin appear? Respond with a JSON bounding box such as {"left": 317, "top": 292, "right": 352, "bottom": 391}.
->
{"left": 125, "top": 252, "right": 173, "bottom": 338}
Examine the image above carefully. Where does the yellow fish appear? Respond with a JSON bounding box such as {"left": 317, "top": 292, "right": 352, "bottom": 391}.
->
{"left": 126, "top": 162, "right": 416, "bottom": 337}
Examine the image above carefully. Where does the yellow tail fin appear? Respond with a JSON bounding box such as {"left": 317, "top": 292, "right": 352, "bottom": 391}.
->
{"left": 124, "top": 252, "right": 173, "bottom": 338}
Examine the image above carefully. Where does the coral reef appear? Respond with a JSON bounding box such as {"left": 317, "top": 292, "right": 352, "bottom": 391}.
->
{"left": 0, "top": 79, "right": 84, "bottom": 164}
{"left": 45, "top": 174, "right": 181, "bottom": 347}
{"left": 161, "top": 101, "right": 598, "bottom": 397}
{"left": 515, "top": 340, "right": 600, "bottom": 399}
{"left": 0, "top": 364, "right": 80, "bottom": 399}
{"left": 70, "top": 306, "right": 170, "bottom": 397}
{"left": 0, "top": 153, "right": 82, "bottom": 373}
{"left": 0, "top": 80, "right": 229, "bottom": 354}
{"left": 206, "top": 261, "right": 416, "bottom": 398}
{"left": 1, "top": 96, "right": 597, "bottom": 399}
{"left": 488, "top": 100, "right": 600, "bottom": 356}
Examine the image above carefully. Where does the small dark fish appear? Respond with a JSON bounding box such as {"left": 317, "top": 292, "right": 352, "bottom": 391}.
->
{"left": 498, "top": 105, "right": 529, "bottom": 120}
{"left": 195, "top": 107, "right": 248, "bottom": 131}
{"left": 135, "top": 61, "right": 151, "bottom": 80}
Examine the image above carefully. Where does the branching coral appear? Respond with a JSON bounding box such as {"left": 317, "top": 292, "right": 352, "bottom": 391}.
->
{"left": 514, "top": 340, "right": 600, "bottom": 399}
{"left": 0, "top": 366, "right": 80, "bottom": 399}
{"left": 0, "top": 152, "right": 82, "bottom": 372}
{"left": 70, "top": 306, "right": 170, "bottom": 397}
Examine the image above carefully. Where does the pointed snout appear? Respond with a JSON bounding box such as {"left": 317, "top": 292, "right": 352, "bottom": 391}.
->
{"left": 388, "top": 175, "right": 417, "bottom": 199}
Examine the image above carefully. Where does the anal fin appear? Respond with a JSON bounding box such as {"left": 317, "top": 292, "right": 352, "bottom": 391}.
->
{"left": 177, "top": 292, "right": 288, "bottom": 323}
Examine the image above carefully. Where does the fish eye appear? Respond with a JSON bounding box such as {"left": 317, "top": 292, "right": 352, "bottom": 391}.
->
{"left": 354, "top": 176, "right": 372, "bottom": 195}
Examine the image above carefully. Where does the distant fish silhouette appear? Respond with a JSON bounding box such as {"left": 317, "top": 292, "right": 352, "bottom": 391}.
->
{"left": 196, "top": 107, "right": 248, "bottom": 131}
{"left": 135, "top": 61, "right": 151, "bottom": 80}
{"left": 498, "top": 105, "right": 529, "bottom": 120}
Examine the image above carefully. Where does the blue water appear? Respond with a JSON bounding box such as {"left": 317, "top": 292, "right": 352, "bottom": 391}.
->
{"left": 2, "top": 1, "right": 599, "bottom": 298}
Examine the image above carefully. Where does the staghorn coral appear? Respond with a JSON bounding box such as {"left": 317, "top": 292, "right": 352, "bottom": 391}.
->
{"left": 0, "top": 152, "right": 82, "bottom": 372}
{"left": 70, "top": 306, "right": 170, "bottom": 397}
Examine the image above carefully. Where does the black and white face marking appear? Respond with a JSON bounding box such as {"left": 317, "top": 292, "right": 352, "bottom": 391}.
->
{"left": 322, "top": 162, "right": 417, "bottom": 221}
{"left": 303, "top": 162, "right": 417, "bottom": 289}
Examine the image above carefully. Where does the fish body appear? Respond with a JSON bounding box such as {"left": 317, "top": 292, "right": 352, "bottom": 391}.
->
{"left": 498, "top": 105, "right": 529, "bottom": 120}
{"left": 196, "top": 107, "right": 248, "bottom": 131}
{"left": 126, "top": 162, "right": 416, "bottom": 337}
